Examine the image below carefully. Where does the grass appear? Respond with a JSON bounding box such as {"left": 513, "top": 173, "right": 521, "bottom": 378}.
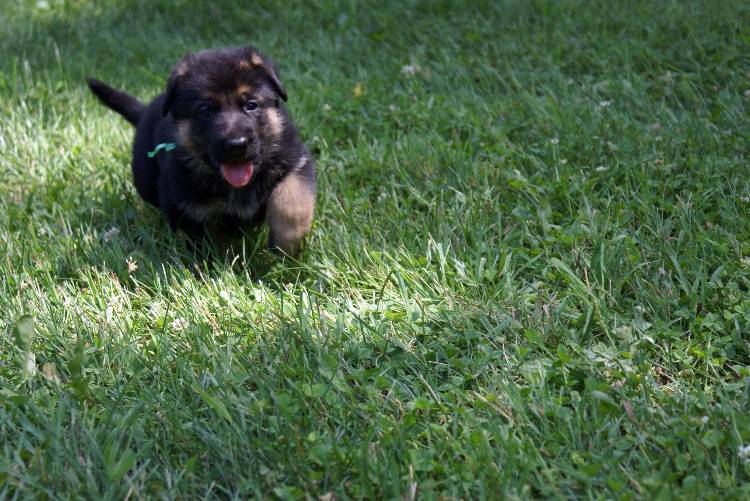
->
{"left": 1, "top": 0, "right": 750, "bottom": 498}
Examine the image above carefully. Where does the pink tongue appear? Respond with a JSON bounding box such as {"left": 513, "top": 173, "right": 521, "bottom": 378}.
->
{"left": 220, "top": 161, "right": 254, "bottom": 188}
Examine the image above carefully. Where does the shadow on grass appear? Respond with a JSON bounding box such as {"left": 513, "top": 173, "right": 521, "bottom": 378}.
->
{"left": 78, "top": 205, "right": 312, "bottom": 289}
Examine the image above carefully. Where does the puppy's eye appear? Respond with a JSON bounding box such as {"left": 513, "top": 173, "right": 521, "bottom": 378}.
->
{"left": 195, "top": 104, "right": 212, "bottom": 119}
{"left": 244, "top": 100, "right": 259, "bottom": 113}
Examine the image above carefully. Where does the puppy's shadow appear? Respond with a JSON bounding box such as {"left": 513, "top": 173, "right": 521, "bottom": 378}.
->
{"left": 69, "top": 185, "right": 310, "bottom": 291}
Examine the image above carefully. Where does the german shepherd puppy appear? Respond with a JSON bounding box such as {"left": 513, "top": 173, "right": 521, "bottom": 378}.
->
{"left": 86, "top": 46, "right": 315, "bottom": 256}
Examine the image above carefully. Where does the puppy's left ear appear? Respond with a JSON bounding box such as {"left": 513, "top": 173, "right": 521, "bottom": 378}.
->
{"left": 163, "top": 56, "right": 191, "bottom": 116}
{"left": 246, "top": 49, "right": 288, "bottom": 102}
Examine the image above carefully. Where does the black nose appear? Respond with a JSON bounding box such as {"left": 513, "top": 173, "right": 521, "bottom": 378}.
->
{"left": 225, "top": 136, "right": 248, "bottom": 154}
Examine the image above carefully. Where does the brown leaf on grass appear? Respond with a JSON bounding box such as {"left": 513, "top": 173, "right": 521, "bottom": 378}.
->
{"left": 622, "top": 400, "right": 636, "bottom": 423}
{"left": 654, "top": 366, "right": 670, "bottom": 385}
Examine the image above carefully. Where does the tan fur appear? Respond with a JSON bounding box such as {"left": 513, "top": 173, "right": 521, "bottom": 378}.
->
{"left": 295, "top": 154, "right": 309, "bottom": 171}
{"left": 237, "top": 84, "right": 253, "bottom": 97}
{"left": 250, "top": 53, "right": 263, "bottom": 66}
{"left": 266, "top": 167, "right": 314, "bottom": 255}
{"left": 265, "top": 108, "right": 284, "bottom": 137}
{"left": 176, "top": 121, "right": 193, "bottom": 150}
{"left": 175, "top": 60, "right": 189, "bottom": 77}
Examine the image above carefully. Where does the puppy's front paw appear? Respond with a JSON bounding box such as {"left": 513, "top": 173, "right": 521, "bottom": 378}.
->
{"left": 266, "top": 173, "right": 315, "bottom": 256}
{"left": 268, "top": 233, "right": 304, "bottom": 257}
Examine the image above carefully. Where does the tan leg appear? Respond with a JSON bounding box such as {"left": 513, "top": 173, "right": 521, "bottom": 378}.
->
{"left": 266, "top": 173, "right": 315, "bottom": 256}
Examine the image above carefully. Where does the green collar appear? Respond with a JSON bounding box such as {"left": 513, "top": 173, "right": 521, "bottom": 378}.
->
{"left": 147, "top": 143, "right": 177, "bottom": 158}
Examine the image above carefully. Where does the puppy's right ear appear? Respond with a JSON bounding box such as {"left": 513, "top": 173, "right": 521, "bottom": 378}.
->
{"left": 244, "top": 48, "right": 288, "bottom": 102}
{"left": 162, "top": 57, "right": 190, "bottom": 116}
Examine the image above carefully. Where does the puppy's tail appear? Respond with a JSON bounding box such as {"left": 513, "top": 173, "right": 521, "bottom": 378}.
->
{"left": 86, "top": 78, "right": 144, "bottom": 126}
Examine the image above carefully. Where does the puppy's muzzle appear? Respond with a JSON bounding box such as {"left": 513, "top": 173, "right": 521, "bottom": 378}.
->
{"left": 212, "top": 135, "right": 259, "bottom": 165}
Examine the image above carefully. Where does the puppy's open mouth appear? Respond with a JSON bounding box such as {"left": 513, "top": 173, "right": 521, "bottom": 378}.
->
{"left": 220, "top": 161, "right": 254, "bottom": 188}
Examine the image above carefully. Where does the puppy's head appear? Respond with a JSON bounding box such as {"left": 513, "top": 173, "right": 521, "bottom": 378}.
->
{"left": 163, "top": 46, "right": 289, "bottom": 188}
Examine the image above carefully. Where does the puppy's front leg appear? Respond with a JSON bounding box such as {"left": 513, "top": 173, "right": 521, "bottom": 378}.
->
{"left": 266, "top": 173, "right": 315, "bottom": 256}
{"left": 163, "top": 208, "right": 206, "bottom": 245}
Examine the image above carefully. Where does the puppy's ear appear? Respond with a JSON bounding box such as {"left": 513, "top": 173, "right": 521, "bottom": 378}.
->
{"left": 162, "top": 57, "right": 191, "bottom": 116}
{"left": 246, "top": 49, "right": 288, "bottom": 102}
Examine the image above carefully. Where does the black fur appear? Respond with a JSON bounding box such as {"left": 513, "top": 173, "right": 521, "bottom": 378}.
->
{"left": 86, "top": 46, "right": 316, "bottom": 256}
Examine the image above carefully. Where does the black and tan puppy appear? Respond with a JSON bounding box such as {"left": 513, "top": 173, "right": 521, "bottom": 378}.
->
{"left": 87, "top": 46, "right": 315, "bottom": 256}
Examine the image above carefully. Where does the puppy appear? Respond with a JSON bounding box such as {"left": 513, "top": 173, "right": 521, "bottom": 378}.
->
{"left": 86, "top": 46, "right": 315, "bottom": 256}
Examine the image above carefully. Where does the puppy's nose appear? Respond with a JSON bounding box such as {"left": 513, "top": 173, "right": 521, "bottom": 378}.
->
{"left": 224, "top": 136, "right": 248, "bottom": 158}
{"left": 225, "top": 136, "right": 248, "bottom": 153}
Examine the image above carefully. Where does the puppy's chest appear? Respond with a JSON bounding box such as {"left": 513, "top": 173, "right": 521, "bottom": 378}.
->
{"left": 179, "top": 190, "right": 263, "bottom": 223}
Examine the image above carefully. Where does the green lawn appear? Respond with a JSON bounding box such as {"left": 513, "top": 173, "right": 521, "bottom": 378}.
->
{"left": 1, "top": 0, "right": 750, "bottom": 498}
